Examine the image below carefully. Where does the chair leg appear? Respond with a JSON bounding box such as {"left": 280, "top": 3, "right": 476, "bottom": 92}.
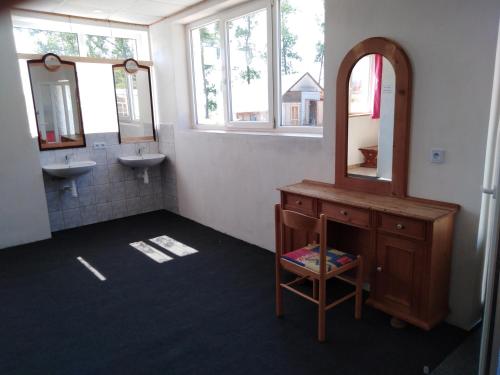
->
{"left": 318, "top": 278, "right": 326, "bottom": 342}
{"left": 355, "top": 256, "right": 363, "bottom": 320}
{"left": 275, "top": 261, "right": 284, "bottom": 318}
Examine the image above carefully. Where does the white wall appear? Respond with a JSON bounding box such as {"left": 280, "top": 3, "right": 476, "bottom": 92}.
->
{"left": 150, "top": 0, "right": 500, "bottom": 329}
{"left": 0, "top": 12, "right": 51, "bottom": 249}
{"left": 377, "top": 56, "right": 395, "bottom": 179}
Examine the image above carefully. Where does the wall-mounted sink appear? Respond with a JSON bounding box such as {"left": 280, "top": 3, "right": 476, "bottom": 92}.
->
{"left": 42, "top": 160, "right": 96, "bottom": 197}
{"left": 118, "top": 154, "right": 166, "bottom": 168}
{"left": 42, "top": 160, "right": 97, "bottom": 179}
{"left": 118, "top": 153, "right": 166, "bottom": 184}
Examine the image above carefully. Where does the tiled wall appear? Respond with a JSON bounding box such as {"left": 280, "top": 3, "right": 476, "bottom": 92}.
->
{"left": 39, "top": 132, "right": 168, "bottom": 232}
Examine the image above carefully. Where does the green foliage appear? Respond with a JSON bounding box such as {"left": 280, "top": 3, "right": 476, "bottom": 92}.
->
{"left": 28, "top": 29, "right": 79, "bottom": 56}
{"left": 233, "top": 14, "right": 260, "bottom": 85}
{"left": 113, "top": 69, "right": 127, "bottom": 89}
{"left": 280, "top": 0, "right": 301, "bottom": 75}
{"left": 86, "top": 35, "right": 109, "bottom": 58}
{"left": 199, "top": 25, "right": 220, "bottom": 118}
{"left": 86, "top": 35, "right": 135, "bottom": 58}
{"left": 315, "top": 19, "right": 325, "bottom": 83}
{"left": 240, "top": 66, "right": 260, "bottom": 84}
{"left": 111, "top": 38, "right": 135, "bottom": 59}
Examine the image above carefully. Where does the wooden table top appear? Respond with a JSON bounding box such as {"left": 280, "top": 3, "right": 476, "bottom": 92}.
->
{"left": 279, "top": 180, "right": 459, "bottom": 221}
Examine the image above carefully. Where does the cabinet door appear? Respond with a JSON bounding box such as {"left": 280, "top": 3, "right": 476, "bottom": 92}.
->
{"left": 374, "top": 234, "right": 424, "bottom": 316}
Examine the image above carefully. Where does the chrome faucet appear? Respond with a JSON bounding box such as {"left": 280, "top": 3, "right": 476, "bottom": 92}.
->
{"left": 137, "top": 146, "right": 147, "bottom": 157}
{"left": 65, "top": 153, "right": 75, "bottom": 165}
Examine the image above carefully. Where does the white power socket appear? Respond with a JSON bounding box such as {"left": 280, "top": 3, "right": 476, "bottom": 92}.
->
{"left": 431, "top": 148, "right": 445, "bottom": 164}
{"left": 93, "top": 142, "right": 106, "bottom": 150}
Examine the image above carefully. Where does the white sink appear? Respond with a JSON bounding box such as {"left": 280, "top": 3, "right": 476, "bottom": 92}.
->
{"left": 118, "top": 154, "right": 165, "bottom": 184}
{"left": 118, "top": 153, "right": 166, "bottom": 168}
{"left": 42, "top": 160, "right": 96, "bottom": 179}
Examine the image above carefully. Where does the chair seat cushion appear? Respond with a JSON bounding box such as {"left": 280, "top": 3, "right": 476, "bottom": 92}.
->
{"left": 282, "top": 245, "right": 356, "bottom": 273}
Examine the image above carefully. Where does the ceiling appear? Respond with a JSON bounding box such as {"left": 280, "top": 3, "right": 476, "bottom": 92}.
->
{"left": 14, "top": 0, "right": 205, "bottom": 25}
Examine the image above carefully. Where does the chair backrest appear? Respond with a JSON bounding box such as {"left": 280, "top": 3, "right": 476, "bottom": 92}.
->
{"left": 275, "top": 204, "right": 328, "bottom": 274}
{"left": 281, "top": 209, "right": 322, "bottom": 234}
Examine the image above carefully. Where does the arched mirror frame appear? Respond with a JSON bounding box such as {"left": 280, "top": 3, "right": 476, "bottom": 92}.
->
{"left": 111, "top": 58, "right": 156, "bottom": 144}
{"left": 335, "top": 37, "right": 412, "bottom": 197}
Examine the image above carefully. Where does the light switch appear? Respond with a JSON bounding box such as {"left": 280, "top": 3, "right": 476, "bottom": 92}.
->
{"left": 431, "top": 149, "right": 445, "bottom": 164}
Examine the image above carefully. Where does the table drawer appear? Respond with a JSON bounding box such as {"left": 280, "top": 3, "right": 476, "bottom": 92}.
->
{"left": 282, "top": 193, "right": 316, "bottom": 216}
{"left": 377, "top": 213, "right": 426, "bottom": 240}
{"left": 320, "top": 201, "right": 370, "bottom": 228}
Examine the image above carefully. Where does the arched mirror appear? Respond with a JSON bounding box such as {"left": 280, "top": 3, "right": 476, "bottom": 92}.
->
{"left": 335, "top": 37, "right": 412, "bottom": 196}
{"left": 112, "top": 59, "right": 156, "bottom": 144}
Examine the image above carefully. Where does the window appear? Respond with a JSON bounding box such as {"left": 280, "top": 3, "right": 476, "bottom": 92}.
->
{"left": 14, "top": 27, "right": 138, "bottom": 60}
{"left": 188, "top": 1, "right": 279, "bottom": 130}
{"left": 12, "top": 12, "right": 151, "bottom": 136}
{"left": 83, "top": 35, "right": 137, "bottom": 59}
{"left": 291, "top": 105, "right": 299, "bottom": 124}
{"left": 14, "top": 27, "right": 80, "bottom": 56}
{"left": 227, "top": 9, "right": 269, "bottom": 123}
{"left": 113, "top": 69, "right": 140, "bottom": 122}
{"left": 279, "top": 0, "right": 325, "bottom": 128}
{"left": 188, "top": 0, "right": 324, "bottom": 132}
{"left": 349, "top": 55, "right": 374, "bottom": 115}
{"left": 190, "top": 21, "right": 223, "bottom": 125}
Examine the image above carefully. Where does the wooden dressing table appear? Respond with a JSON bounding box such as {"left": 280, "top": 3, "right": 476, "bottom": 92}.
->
{"left": 278, "top": 179, "right": 459, "bottom": 330}
{"left": 276, "top": 38, "right": 460, "bottom": 330}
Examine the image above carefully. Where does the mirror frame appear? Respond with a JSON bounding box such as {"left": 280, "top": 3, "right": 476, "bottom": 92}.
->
{"left": 335, "top": 37, "right": 412, "bottom": 197}
{"left": 27, "top": 53, "right": 86, "bottom": 151}
{"left": 112, "top": 58, "right": 156, "bottom": 144}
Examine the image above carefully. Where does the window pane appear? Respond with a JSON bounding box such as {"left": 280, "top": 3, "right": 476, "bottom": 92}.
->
{"left": 14, "top": 27, "right": 79, "bottom": 56}
{"left": 227, "top": 9, "right": 269, "bottom": 122}
{"left": 280, "top": 0, "right": 324, "bottom": 127}
{"left": 349, "top": 55, "right": 373, "bottom": 115}
{"left": 191, "top": 22, "right": 224, "bottom": 124}
{"left": 83, "top": 35, "right": 137, "bottom": 59}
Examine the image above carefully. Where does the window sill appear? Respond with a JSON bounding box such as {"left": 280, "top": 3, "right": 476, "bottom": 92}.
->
{"left": 188, "top": 128, "right": 323, "bottom": 139}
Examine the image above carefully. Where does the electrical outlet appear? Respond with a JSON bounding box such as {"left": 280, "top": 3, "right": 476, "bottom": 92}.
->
{"left": 431, "top": 148, "right": 445, "bottom": 164}
{"left": 93, "top": 142, "right": 106, "bottom": 150}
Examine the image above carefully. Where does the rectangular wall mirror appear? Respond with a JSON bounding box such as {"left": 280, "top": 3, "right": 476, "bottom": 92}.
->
{"left": 28, "top": 53, "right": 86, "bottom": 151}
{"left": 112, "top": 59, "right": 155, "bottom": 144}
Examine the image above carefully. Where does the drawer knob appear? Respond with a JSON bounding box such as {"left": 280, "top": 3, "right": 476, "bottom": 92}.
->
{"left": 340, "top": 210, "right": 348, "bottom": 216}
{"left": 396, "top": 223, "right": 405, "bottom": 230}
{"left": 295, "top": 200, "right": 302, "bottom": 205}
{"left": 377, "top": 266, "right": 383, "bottom": 272}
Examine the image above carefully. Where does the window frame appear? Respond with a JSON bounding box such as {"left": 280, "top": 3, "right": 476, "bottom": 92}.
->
{"left": 273, "top": 0, "right": 323, "bottom": 134}
{"left": 116, "top": 73, "right": 140, "bottom": 123}
{"left": 12, "top": 10, "right": 150, "bottom": 61}
{"left": 187, "top": 16, "right": 226, "bottom": 128}
{"left": 224, "top": 1, "right": 274, "bottom": 130}
{"left": 187, "top": 0, "right": 323, "bottom": 134}
{"left": 348, "top": 54, "right": 375, "bottom": 117}
{"left": 12, "top": 11, "right": 154, "bottom": 138}
{"left": 187, "top": 0, "right": 274, "bottom": 131}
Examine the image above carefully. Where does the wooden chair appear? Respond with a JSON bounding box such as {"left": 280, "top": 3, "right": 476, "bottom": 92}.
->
{"left": 274, "top": 204, "right": 363, "bottom": 342}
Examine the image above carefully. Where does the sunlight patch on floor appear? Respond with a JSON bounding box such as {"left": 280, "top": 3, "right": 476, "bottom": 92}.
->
{"left": 130, "top": 241, "right": 173, "bottom": 263}
{"left": 149, "top": 235, "right": 199, "bottom": 257}
{"left": 77, "top": 256, "right": 107, "bottom": 281}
